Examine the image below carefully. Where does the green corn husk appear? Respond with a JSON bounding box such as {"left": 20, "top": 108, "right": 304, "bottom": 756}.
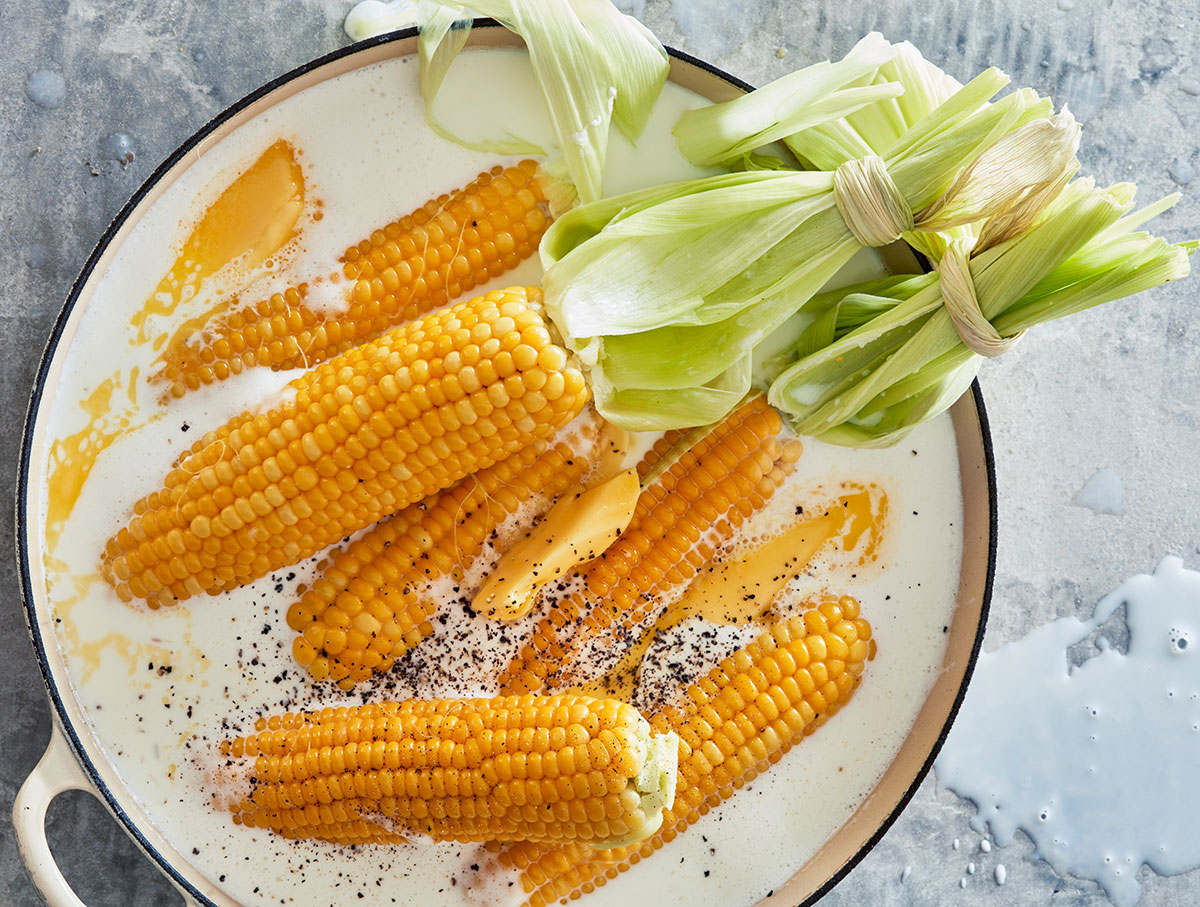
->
{"left": 542, "top": 58, "right": 1080, "bottom": 430}
{"left": 675, "top": 32, "right": 1076, "bottom": 263}
{"left": 417, "top": 0, "right": 668, "bottom": 204}
{"left": 766, "top": 181, "right": 1195, "bottom": 447}
{"left": 670, "top": 32, "right": 906, "bottom": 169}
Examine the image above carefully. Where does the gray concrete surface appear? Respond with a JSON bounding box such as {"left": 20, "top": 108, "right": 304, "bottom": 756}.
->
{"left": 3, "top": 1, "right": 1198, "bottom": 905}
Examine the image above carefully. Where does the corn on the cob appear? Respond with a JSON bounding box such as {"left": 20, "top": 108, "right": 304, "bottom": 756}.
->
{"left": 498, "top": 397, "right": 800, "bottom": 694}
{"left": 102, "top": 287, "right": 589, "bottom": 608}
{"left": 157, "top": 162, "right": 550, "bottom": 398}
{"left": 286, "top": 429, "right": 599, "bottom": 689}
{"left": 221, "top": 694, "right": 679, "bottom": 849}
{"left": 501, "top": 597, "right": 873, "bottom": 906}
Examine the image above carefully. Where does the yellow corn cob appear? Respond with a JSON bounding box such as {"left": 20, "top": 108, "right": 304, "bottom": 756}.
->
{"left": 158, "top": 161, "right": 550, "bottom": 398}
{"left": 501, "top": 597, "right": 874, "bottom": 906}
{"left": 498, "top": 397, "right": 800, "bottom": 694}
{"left": 221, "top": 694, "right": 679, "bottom": 849}
{"left": 102, "top": 287, "right": 589, "bottom": 608}
{"left": 287, "top": 429, "right": 598, "bottom": 689}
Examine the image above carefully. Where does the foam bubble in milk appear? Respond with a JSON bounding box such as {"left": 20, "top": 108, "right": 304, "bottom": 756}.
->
{"left": 936, "top": 556, "right": 1200, "bottom": 907}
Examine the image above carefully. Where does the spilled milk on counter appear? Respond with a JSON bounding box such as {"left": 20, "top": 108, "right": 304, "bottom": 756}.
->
{"left": 937, "top": 557, "right": 1200, "bottom": 907}
{"left": 31, "top": 47, "right": 966, "bottom": 906}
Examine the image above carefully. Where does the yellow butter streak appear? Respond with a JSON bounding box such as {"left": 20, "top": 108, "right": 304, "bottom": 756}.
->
{"left": 45, "top": 141, "right": 306, "bottom": 555}
{"left": 670, "top": 483, "right": 888, "bottom": 627}
{"left": 44, "top": 378, "right": 132, "bottom": 553}
{"left": 130, "top": 139, "right": 305, "bottom": 344}
{"left": 587, "top": 484, "right": 888, "bottom": 700}
{"left": 42, "top": 568, "right": 177, "bottom": 685}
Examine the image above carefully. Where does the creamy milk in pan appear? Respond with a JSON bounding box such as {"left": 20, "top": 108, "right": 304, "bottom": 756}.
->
{"left": 36, "top": 49, "right": 963, "bottom": 906}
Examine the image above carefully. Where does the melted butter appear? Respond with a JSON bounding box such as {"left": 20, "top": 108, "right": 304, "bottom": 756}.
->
{"left": 47, "top": 569, "right": 179, "bottom": 685}
{"left": 43, "top": 564, "right": 98, "bottom": 642}
{"left": 583, "top": 483, "right": 888, "bottom": 701}
{"left": 675, "top": 516, "right": 839, "bottom": 626}
{"left": 72, "top": 631, "right": 177, "bottom": 687}
{"left": 666, "top": 482, "right": 887, "bottom": 627}
{"left": 473, "top": 420, "right": 631, "bottom": 619}
{"left": 474, "top": 468, "right": 641, "bottom": 620}
{"left": 596, "top": 424, "right": 632, "bottom": 478}
{"left": 130, "top": 139, "right": 305, "bottom": 343}
{"left": 45, "top": 377, "right": 138, "bottom": 552}
{"left": 828, "top": 483, "right": 889, "bottom": 564}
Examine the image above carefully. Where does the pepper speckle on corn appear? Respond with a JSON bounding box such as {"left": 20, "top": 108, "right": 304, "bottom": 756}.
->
{"left": 500, "top": 597, "right": 874, "bottom": 906}
{"left": 287, "top": 426, "right": 601, "bottom": 689}
{"left": 498, "top": 396, "right": 798, "bottom": 694}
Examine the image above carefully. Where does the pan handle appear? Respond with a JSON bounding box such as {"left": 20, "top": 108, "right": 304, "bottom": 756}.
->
{"left": 13, "top": 725, "right": 200, "bottom": 907}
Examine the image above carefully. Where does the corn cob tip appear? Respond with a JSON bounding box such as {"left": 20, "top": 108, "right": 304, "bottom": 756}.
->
{"left": 593, "top": 728, "right": 679, "bottom": 849}
{"left": 508, "top": 597, "right": 874, "bottom": 904}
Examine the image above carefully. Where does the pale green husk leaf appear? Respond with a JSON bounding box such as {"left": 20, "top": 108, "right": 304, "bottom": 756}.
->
{"left": 418, "top": 0, "right": 668, "bottom": 204}
{"left": 767, "top": 180, "right": 1193, "bottom": 446}
{"left": 675, "top": 33, "right": 1067, "bottom": 263}
{"left": 416, "top": 5, "right": 542, "bottom": 155}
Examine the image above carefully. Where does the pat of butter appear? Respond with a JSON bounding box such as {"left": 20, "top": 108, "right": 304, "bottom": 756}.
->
{"left": 473, "top": 467, "right": 641, "bottom": 621}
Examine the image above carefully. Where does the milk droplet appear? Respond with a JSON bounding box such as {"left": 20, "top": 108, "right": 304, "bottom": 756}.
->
{"left": 1169, "top": 158, "right": 1195, "bottom": 185}
{"left": 1181, "top": 77, "right": 1200, "bottom": 96}
{"left": 1056, "top": 0, "right": 1074, "bottom": 9}
{"left": 104, "top": 132, "right": 137, "bottom": 163}
{"left": 25, "top": 245, "right": 48, "bottom": 269}
{"left": 26, "top": 70, "right": 66, "bottom": 109}
{"left": 1072, "top": 468, "right": 1124, "bottom": 514}
{"left": 980, "top": 840, "right": 992, "bottom": 853}
{"left": 968, "top": 862, "right": 977, "bottom": 874}
{"left": 995, "top": 864, "right": 1008, "bottom": 885}
{"left": 900, "top": 866, "right": 911, "bottom": 883}
{"left": 936, "top": 557, "right": 1200, "bottom": 907}
{"left": 959, "top": 878, "right": 967, "bottom": 889}
{"left": 953, "top": 838, "right": 960, "bottom": 850}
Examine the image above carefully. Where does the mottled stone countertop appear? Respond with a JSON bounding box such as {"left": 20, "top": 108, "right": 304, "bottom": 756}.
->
{"left": 3, "top": 1, "right": 1198, "bottom": 905}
